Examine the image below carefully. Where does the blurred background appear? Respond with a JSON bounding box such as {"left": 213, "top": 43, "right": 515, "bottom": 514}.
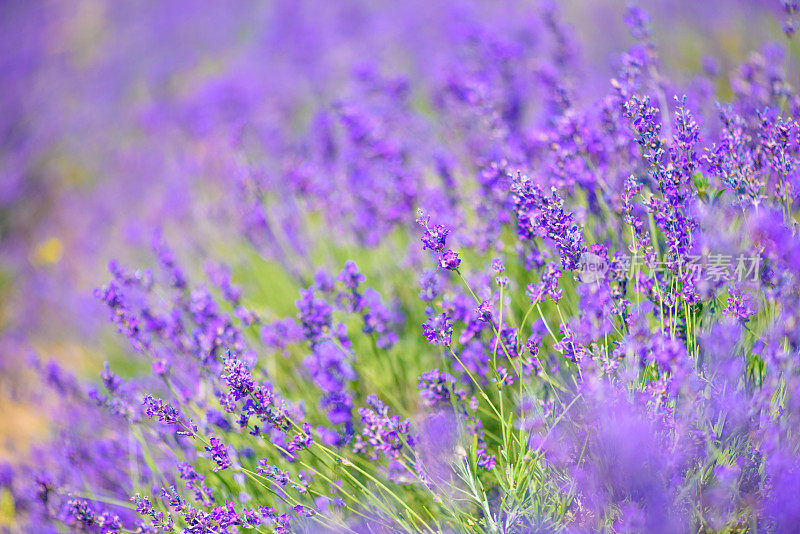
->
{"left": 0, "top": 0, "right": 789, "bottom": 460}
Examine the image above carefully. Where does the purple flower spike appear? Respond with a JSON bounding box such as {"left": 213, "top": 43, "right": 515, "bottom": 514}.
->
{"left": 438, "top": 249, "right": 461, "bottom": 271}
{"left": 422, "top": 313, "right": 453, "bottom": 347}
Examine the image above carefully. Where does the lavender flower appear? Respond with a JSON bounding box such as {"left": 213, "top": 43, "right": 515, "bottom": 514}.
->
{"left": 416, "top": 209, "right": 450, "bottom": 253}
{"left": 422, "top": 313, "right": 453, "bottom": 347}
{"left": 438, "top": 249, "right": 461, "bottom": 271}
{"left": 354, "top": 395, "right": 416, "bottom": 463}
{"left": 418, "top": 369, "right": 460, "bottom": 406}
{"left": 205, "top": 436, "right": 232, "bottom": 472}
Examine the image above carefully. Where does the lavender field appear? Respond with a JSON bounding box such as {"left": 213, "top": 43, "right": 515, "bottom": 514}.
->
{"left": 2, "top": 1, "right": 800, "bottom": 532}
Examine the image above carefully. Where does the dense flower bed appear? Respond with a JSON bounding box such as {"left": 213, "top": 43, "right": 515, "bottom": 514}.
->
{"left": 4, "top": 1, "right": 800, "bottom": 533}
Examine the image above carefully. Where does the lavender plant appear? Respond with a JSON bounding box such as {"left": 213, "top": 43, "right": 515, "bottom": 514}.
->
{"left": 6, "top": 1, "right": 800, "bottom": 533}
